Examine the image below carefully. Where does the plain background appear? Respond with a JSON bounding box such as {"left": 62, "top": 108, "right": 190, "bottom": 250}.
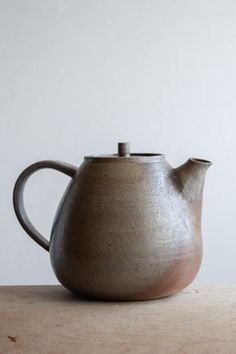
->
{"left": 0, "top": 0, "right": 235, "bottom": 285}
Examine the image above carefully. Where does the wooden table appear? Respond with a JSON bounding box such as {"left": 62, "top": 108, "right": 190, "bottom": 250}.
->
{"left": 0, "top": 285, "right": 236, "bottom": 354}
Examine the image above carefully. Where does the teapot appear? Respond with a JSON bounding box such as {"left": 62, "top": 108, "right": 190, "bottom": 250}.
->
{"left": 13, "top": 143, "right": 212, "bottom": 300}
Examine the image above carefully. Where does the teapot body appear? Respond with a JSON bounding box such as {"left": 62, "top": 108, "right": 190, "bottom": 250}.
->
{"left": 50, "top": 157, "right": 202, "bottom": 300}
{"left": 13, "top": 143, "right": 211, "bottom": 301}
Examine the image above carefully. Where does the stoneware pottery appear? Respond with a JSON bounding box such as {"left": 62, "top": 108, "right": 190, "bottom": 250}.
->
{"left": 13, "top": 143, "right": 212, "bottom": 300}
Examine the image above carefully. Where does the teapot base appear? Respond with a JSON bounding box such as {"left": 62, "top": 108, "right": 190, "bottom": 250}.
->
{"left": 62, "top": 284, "right": 190, "bottom": 301}
{"left": 52, "top": 249, "right": 202, "bottom": 301}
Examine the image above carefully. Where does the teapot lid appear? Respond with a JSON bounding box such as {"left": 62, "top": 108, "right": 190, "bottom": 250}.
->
{"left": 84, "top": 142, "right": 165, "bottom": 162}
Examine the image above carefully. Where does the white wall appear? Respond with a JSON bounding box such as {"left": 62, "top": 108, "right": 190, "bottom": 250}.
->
{"left": 0, "top": 0, "right": 235, "bottom": 285}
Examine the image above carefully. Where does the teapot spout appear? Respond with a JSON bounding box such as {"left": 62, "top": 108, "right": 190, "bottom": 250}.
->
{"left": 174, "top": 158, "right": 212, "bottom": 203}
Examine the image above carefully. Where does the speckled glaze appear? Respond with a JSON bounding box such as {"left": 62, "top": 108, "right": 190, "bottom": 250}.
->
{"left": 13, "top": 143, "right": 212, "bottom": 300}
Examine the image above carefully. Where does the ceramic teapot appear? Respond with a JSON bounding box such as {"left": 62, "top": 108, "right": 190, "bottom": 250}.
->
{"left": 13, "top": 143, "right": 212, "bottom": 300}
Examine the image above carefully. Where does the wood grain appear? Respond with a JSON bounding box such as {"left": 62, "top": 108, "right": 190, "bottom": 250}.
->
{"left": 0, "top": 285, "right": 236, "bottom": 354}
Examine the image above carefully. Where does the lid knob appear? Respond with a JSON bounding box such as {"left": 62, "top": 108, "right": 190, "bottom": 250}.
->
{"left": 118, "top": 142, "right": 130, "bottom": 157}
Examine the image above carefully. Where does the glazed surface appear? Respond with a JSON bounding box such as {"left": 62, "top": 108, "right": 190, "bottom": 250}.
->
{"left": 50, "top": 159, "right": 202, "bottom": 300}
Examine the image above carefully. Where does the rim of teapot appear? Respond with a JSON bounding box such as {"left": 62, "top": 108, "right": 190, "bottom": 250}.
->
{"left": 84, "top": 142, "right": 165, "bottom": 162}
{"left": 84, "top": 153, "right": 165, "bottom": 162}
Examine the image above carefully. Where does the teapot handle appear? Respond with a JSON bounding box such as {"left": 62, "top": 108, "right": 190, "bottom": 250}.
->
{"left": 13, "top": 160, "right": 77, "bottom": 252}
